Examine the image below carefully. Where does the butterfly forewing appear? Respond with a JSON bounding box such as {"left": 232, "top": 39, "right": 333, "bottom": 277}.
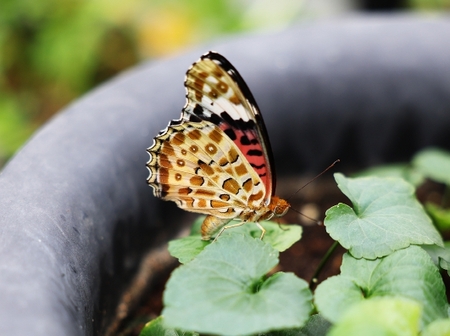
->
{"left": 182, "top": 52, "right": 276, "bottom": 203}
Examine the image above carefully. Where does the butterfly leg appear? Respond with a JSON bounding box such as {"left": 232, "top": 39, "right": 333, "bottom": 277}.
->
{"left": 212, "top": 221, "right": 246, "bottom": 242}
{"left": 256, "top": 222, "right": 266, "bottom": 240}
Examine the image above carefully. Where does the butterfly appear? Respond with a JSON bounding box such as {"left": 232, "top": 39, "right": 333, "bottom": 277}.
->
{"left": 146, "top": 51, "right": 289, "bottom": 241}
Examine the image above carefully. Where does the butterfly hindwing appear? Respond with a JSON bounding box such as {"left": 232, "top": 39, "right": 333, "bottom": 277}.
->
{"left": 147, "top": 120, "right": 266, "bottom": 219}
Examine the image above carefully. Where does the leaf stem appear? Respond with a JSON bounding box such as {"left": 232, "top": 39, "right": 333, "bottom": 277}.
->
{"left": 309, "top": 241, "right": 339, "bottom": 289}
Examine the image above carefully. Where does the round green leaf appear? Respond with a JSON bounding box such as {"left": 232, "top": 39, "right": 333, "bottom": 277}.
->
{"left": 315, "top": 246, "right": 448, "bottom": 326}
{"left": 171, "top": 217, "right": 302, "bottom": 263}
{"left": 327, "top": 297, "right": 421, "bottom": 336}
{"left": 236, "top": 221, "right": 302, "bottom": 252}
{"left": 413, "top": 148, "right": 450, "bottom": 185}
{"left": 314, "top": 275, "right": 365, "bottom": 323}
{"left": 422, "top": 318, "right": 450, "bottom": 336}
{"left": 325, "top": 173, "right": 443, "bottom": 259}
{"left": 163, "top": 233, "right": 312, "bottom": 335}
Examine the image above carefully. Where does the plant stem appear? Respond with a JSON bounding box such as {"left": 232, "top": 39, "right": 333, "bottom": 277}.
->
{"left": 309, "top": 241, "right": 339, "bottom": 289}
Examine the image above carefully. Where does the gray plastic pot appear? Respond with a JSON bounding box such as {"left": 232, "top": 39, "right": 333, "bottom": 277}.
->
{"left": 1, "top": 14, "right": 450, "bottom": 336}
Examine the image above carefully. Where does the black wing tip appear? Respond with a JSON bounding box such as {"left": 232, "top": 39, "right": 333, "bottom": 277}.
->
{"left": 201, "top": 50, "right": 221, "bottom": 60}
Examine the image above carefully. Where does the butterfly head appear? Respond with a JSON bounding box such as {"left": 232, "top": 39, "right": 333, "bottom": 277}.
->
{"left": 268, "top": 196, "right": 290, "bottom": 218}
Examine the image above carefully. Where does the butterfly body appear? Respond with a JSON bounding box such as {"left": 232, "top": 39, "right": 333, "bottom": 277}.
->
{"left": 147, "top": 52, "right": 289, "bottom": 240}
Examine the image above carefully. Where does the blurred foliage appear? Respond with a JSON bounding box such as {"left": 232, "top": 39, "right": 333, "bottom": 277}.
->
{"left": 0, "top": 0, "right": 448, "bottom": 167}
{"left": 0, "top": 0, "right": 252, "bottom": 165}
{"left": 408, "top": 0, "right": 450, "bottom": 9}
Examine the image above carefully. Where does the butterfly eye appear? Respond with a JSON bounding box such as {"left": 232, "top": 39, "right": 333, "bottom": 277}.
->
{"left": 275, "top": 206, "right": 289, "bottom": 217}
{"left": 274, "top": 199, "right": 290, "bottom": 217}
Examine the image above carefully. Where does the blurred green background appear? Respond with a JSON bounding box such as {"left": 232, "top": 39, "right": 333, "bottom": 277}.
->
{"left": 0, "top": 0, "right": 448, "bottom": 167}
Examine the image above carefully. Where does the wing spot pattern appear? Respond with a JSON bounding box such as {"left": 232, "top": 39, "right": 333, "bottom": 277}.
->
{"left": 251, "top": 163, "right": 265, "bottom": 169}
{"left": 208, "top": 128, "right": 223, "bottom": 143}
{"left": 229, "top": 147, "right": 239, "bottom": 163}
{"left": 242, "top": 178, "right": 253, "bottom": 193}
{"left": 212, "top": 69, "right": 222, "bottom": 78}
{"left": 188, "top": 129, "right": 202, "bottom": 140}
{"left": 219, "top": 194, "right": 231, "bottom": 201}
{"left": 161, "top": 142, "right": 175, "bottom": 156}
{"left": 217, "top": 81, "right": 228, "bottom": 93}
{"left": 205, "top": 143, "right": 217, "bottom": 155}
{"left": 240, "top": 135, "right": 258, "bottom": 146}
{"left": 209, "top": 89, "right": 218, "bottom": 99}
{"left": 159, "top": 167, "right": 169, "bottom": 184}
{"left": 224, "top": 128, "right": 237, "bottom": 141}
{"left": 173, "top": 133, "right": 185, "bottom": 146}
{"left": 193, "top": 104, "right": 204, "bottom": 116}
{"left": 234, "top": 162, "right": 248, "bottom": 177}
{"left": 198, "top": 160, "right": 215, "bottom": 176}
{"left": 247, "top": 149, "right": 263, "bottom": 156}
{"left": 190, "top": 175, "right": 204, "bottom": 186}
{"left": 249, "top": 190, "right": 264, "bottom": 202}
{"left": 195, "top": 189, "right": 215, "bottom": 197}
{"left": 159, "top": 154, "right": 172, "bottom": 168}
{"left": 179, "top": 187, "right": 192, "bottom": 195}
{"left": 210, "top": 200, "right": 229, "bottom": 208}
{"left": 223, "top": 178, "right": 240, "bottom": 195}
{"left": 219, "top": 157, "right": 228, "bottom": 166}
{"left": 229, "top": 94, "right": 240, "bottom": 105}
{"left": 161, "top": 184, "right": 169, "bottom": 197}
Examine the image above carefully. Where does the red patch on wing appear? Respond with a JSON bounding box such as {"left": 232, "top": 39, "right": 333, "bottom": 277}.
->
{"left": 219, "top": 125, "right": 269, "bottom": 191}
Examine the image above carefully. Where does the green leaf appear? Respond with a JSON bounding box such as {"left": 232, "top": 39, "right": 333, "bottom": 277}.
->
{"left": 170, "top": 216, "right": 302, "bottom": 263}
{"left": 139, "top": 316, "right": 199, "bottom": 336}
{"left": 293, "top": 314, "right": 331, "bottom": 336}
{"left": 314, "top": 276, "right": 365, "bottom": 319}
{"left": 244, "top": 221, "right": 302, "bottom": 252}
{"left": 325, "top": 173, "right": 443, "bottom": 259}
{"left": 354, "top": 163, "right": 424, "bottom": 187}
{"left": 413, "top": 148, "right": 450, "bottom": 185}
{"left": 257, "top": 314, "right": 331, "bottom": 336}
{"left": 327, "top": 297, "right": 422, "bottom": 336}
{"left": 422, "top": 318, "right": 450, "bottom": 336}
{"left": 163, "top": 233, "right": 312, "bottom": 335}
{"left": 168, "top": 236, "right": 209, "bottom": 264}
{"left": 315, "top": 246, "right": 448, "bottom": 327}
{"left": 425, "top": 202, "right": 450, "bottom": 231}
{"left": 422, "top": 243, "right": 450, "bottom": 274}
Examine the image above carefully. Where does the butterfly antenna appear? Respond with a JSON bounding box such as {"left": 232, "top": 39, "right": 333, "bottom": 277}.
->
{"left": 290, "top": 207, "right": 322, "bottom": 225}
{"left": 286, "top": 159, "right": 340, "bottom": 202}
